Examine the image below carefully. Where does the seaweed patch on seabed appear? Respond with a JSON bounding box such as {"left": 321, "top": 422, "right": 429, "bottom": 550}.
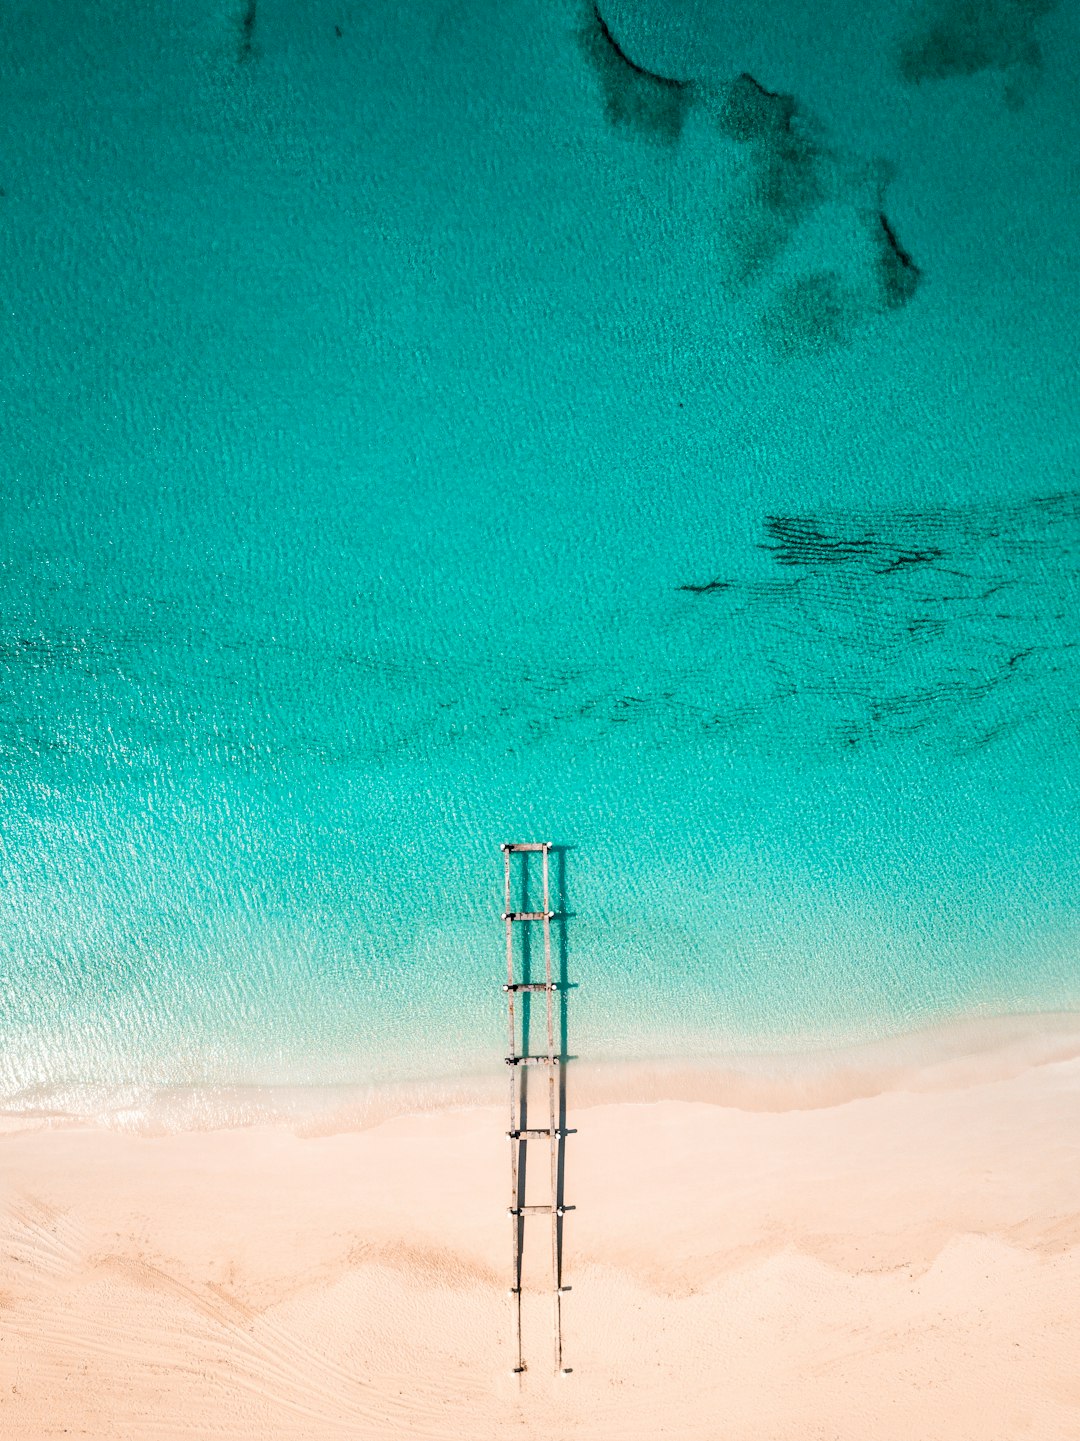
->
{"left": 577, "top": 3, "right": 694, "bottom": 143}
{"left": 758, "top": 271, "right": 857, "bottom": 358}
{"left": 678, "top": 578, "right": 732, "bottom": 595}
{"left": 753, "top": 194, "right": 922, "bottom": 357}
{"left": 899, "top": 0, "right": 1059, "bottom": 103}
{"left": 238, "top": 0, "right": 257, "bottom": 62}
{"left": 711, "top": 73, "right": 825, "bottom": 285}
{"left": 676, "top": 492, "right": 1080, "bottom": 756}
{"left": 572, "top": 9, "right": 922, "bottom": 355}
{"left": 760, "top": 515, "right": 944, "bottom": 571}
{"left": 721, "top": 97, "right": 922, "bottom": 357}
{"left": 706, "top": 75, "right": 923, "bottom": 350}
{"left": 876, "top": 213, "right": 921, "bottom": 309}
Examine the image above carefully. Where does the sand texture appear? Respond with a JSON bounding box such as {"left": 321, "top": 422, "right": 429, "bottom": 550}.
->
{"left": 3, "top": 1047, "right": 1080, "bottom": 1439}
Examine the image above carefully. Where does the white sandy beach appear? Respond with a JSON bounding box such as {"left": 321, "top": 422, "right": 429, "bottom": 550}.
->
{"left": 3, "top": 1019, "right": 1080, "bottom": 1440}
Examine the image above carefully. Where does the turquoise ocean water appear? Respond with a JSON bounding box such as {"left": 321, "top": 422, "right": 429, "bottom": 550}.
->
{"left": 2, "top": 0, "right": 1079, "bottom": 1120}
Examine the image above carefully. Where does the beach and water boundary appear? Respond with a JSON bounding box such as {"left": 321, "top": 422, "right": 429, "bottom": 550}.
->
{"left": 4, "top": 1025, "right": 1080, "bottom": 1439}
{"left": 3, "top": 1006, "right": 1080, "bottom": 1135}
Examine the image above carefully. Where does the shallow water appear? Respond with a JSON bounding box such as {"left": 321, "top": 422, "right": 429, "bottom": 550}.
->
{"left": 2, "top": 0, "right": 1079, "bottom": 1121}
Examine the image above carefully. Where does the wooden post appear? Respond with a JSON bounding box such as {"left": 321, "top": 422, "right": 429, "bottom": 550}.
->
{"left": 504, "top": 845, "right": 524, "bottom": 1374}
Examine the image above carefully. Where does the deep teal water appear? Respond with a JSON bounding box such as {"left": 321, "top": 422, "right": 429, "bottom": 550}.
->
{"left": 2, "top": 0, "right": 1079, "bottom": 1117}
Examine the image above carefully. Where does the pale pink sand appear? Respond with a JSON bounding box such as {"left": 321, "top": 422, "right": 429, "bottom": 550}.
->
{"left": 3, "top": 1042, "right": 1080, "bottom": 1439}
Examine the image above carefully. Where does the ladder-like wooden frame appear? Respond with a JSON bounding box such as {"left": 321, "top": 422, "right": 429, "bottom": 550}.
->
{"left": 501, "top": 841, "right": 565, "bottom": 1375}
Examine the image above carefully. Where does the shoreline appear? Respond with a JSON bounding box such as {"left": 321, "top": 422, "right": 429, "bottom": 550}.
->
{"left": 3, "top": 1042, "right": 1079, "bottom": 1438}
{"left": 4, "top": 1006, "right": 1080, "bottom": 1136}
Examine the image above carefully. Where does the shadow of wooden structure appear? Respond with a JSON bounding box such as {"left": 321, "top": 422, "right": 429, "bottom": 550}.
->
{"left": 501, "top": 841, "right": 571, "bottom": 1375}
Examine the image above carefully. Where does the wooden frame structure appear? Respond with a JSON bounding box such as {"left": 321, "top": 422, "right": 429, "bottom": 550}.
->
{"left": 501, "top": 841, "right": 567, "bottom": 1375}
